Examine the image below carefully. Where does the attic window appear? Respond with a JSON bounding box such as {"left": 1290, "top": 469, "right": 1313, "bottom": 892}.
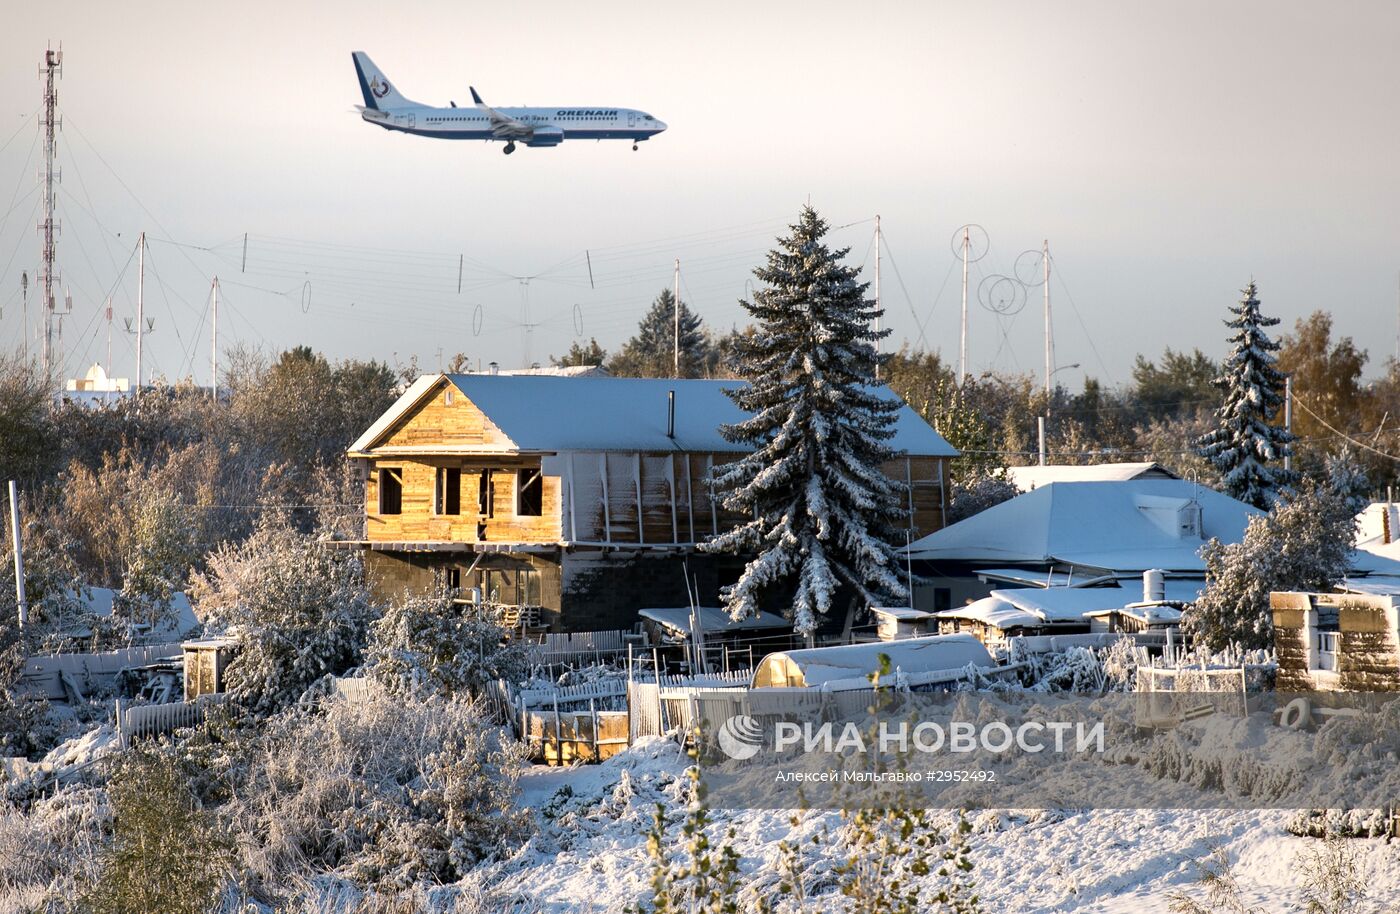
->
{"left": 378, "top": 467, "right": 403, "bottom": 515}
{"left": 444, "top": 388, "right": 454, "bottom": 405}
{"left": 516, "top": 469, "right": 543, "bottom": 517}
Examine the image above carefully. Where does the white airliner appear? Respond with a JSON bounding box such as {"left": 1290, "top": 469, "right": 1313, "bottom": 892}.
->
{"left": 351, "top": 52, "right": 667, "bottom": 155}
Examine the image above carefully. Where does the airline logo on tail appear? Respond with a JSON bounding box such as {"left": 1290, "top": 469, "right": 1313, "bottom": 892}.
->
{"left": 370, "top": 75, "right": 390, "bottom": 99}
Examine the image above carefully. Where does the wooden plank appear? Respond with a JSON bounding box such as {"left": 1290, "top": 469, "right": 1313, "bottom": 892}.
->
{"left": 567, "top": 452, "right": 578, "bottom": 542}
{"left": 668, "top": 454, "right": 678, "bottom": 544}
{"left": 685, "top": 453, "right": 696, "bottom": 544}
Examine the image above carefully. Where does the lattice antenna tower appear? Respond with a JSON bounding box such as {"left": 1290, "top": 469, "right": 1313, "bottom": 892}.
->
{"left": 38, "top": 46, "right": 64, "bottom": 385}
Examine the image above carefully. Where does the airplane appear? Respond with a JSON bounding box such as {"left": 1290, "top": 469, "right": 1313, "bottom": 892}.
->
{"left": 351, "top": 52, "right": 667, "bottom": 155}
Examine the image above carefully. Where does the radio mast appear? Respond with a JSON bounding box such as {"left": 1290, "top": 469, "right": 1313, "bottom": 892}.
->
{"left": 38, "top": 47, "right": 63, "bottom": 385}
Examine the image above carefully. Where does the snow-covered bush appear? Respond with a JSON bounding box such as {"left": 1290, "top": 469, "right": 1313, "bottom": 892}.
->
{"left": 0, "top": 784, "right": 108, "bottom": 913}
{"left": 191, "top": 519, "right": 379, "bottom": 717}
{"left": 224, "top": 683, "right": 530, "bottom": 897}
{"left": 945, "top": 470, "right": 1020, "bottom": 525}
{"left": 111, "top": 483, "right": 202, "bottom": 637}
{"left": 365, "top": 592, "right": 527, "bottom": 699}
{"left": 1188, "top": 474, "right": 1359, "bottom": 652}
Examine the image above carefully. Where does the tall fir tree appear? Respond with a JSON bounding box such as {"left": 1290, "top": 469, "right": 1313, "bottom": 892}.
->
{"left": 607, "top": 288, "right": 711, "bottom": 378}
{"left": 1195, "top": 281, "right": 1296, "bottom": 509}
{"left": 702, "top": 207, "right": 906, "bottom": 634}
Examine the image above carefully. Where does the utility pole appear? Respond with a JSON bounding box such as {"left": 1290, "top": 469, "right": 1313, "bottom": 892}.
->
{"left": 873, "top": 214, "right": 882, "bottom": 381}
{"left": 210, "top": 276, "right": 219, "bottom": 401}
{"left": 38, "top": 47, "right": 63, "bottom": 388}
{"left": 959, "top": 227, "right": 969, "bottom": 384}
{"left": 1043, "top": 239, "right": 1053, "bottom": 413}
{"left": 104, "top": 297, "right": 113, "bottom": 404}
{"left": 135, "top": 231, "right": 144, "bottom": 401}
{"left": 20, "top": 273, "right": 28, "bottom": 358}
{"left": 8, "top": 481, "right": 27, "bottom": 631}
{"left": 673, "top": 258, "right": 681, "bottom": 379}
{"left": 1284, "top": 376, "right": 1293, "bottom": 473}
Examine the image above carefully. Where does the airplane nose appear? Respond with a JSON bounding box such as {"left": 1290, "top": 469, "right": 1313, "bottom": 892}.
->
{"left": 654, "top": 119, "right": 668, "bottom": 132}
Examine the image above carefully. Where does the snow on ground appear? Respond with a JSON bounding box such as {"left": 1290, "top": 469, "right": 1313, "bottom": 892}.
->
{"left": 486, "top": 738, "right": 1400, "bottom": 913}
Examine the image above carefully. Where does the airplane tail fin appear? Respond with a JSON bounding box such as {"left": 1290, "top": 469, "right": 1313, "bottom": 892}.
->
{"left": 351, "top": 52, "right": 415, "bottom": 110}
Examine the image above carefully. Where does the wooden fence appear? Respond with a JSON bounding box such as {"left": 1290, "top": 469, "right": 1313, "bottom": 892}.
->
{"left": 23, "top": 643, "right": 183, "bottom": 701}
{"left": 522, "top": 707, "right": 630, "bottom": 765}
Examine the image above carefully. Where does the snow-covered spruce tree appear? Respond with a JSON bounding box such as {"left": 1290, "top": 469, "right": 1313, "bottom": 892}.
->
{"left": 189, "top": 517, "right": 378, "bottom": 718}
{"left": 1195, "top": 281, "right": 1297, "bottom": 510}
{"left": 701, "top": 206, "right": 905, "bottom": 635}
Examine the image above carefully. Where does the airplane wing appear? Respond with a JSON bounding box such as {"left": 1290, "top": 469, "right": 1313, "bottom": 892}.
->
{"left": 470, "top": 87, "right": 533, "bottom": 140}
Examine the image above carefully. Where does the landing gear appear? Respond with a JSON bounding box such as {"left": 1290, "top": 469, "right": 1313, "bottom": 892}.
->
{"left": 632, "top": 143, "right": 639, "bottom": 151}
{"left": 503, "top": 142, "right": 516, "bottom": 155}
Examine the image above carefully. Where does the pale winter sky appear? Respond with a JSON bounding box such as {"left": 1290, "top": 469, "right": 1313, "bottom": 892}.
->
{"left": 1, "top": 0, "right": 1397, "bottom": 390}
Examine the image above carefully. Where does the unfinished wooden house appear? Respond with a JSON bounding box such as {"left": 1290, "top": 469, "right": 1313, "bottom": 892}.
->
{"left": 1271, "top": 590, "right": 1400, "bottom": 691}
{"left": 343, "top": 373, "right": 956, "bottom": 632}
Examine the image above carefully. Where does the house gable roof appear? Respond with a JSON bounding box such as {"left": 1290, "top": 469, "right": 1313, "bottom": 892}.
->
{"left": 906, "top": 479, "right": 1260, "bottom": 573}
{"left": 349, "top": 373, "right": 957, "bottom": 457}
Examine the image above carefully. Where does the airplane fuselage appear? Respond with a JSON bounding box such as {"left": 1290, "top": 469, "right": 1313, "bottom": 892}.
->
{"left": 361, "top": 104, "right": 666, "bottom": 146}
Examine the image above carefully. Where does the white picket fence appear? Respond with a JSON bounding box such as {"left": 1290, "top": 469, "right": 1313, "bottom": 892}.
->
{"left": 516, "top": 679, "right": 630, "bottom": 711}
{"left": 628, "top": 668, "right": 755, "bottom": 741}
{"left": 115, "top": 695, "right": 224, "bottom": 748}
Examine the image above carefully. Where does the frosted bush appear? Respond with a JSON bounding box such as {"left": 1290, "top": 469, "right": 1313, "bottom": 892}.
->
{"left": 0, "top": 785, "right": 108, "bottom": 913}
{"left": 224, "top": 682, "right": 531, "bottom": 898}
{"left": 191, "top": 519, "right": 378, "bottom": 717}
{"left": 366, "top": 592, "right": 527, "bottom": 699}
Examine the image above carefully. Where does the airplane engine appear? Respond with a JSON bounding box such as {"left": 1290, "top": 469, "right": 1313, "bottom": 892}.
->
{"left": 524, "top": 127, "right": 565, "bottom": 147}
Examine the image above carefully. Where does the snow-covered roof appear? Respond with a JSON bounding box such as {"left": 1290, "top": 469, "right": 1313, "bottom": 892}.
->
{"left": 1337, "top": 577, "right": 1400, "bottom": 597}
{"left": 870, "top": 605, "right": 934, "bottom": 621}
{"left": 73, "top": 587, "right": 199, "bottom": 639}
{"left": 976, "top": 568, "right": 1117, "bottom": 588}
{"left": 1084, "top": 604, "right": 1185, "bottom": 625}
{"left": 938, "top": 596, "right": 1043, "bottom": 630}
{"left": 753, "top": 633, "right": 992, "bottom": 689}
{"left": 637, "top": 605, "right": 789, "bottom": 635}
{"left": 349, "top": 374, "right": 957, "bottom": 457}
{"left": 1355, "top": 502, "right": 1400, "bottom": 562}
{"left": 906, "top": 479, "right": 1261, "bottom": 573}
{"left": 1006, "top": 462, "right": 1178, "bottom": 490}
{"left": 941, "top": 578, "right": 1204, "bottom": 630}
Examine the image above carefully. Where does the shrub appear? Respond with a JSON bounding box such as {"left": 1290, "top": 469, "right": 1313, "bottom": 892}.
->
{"left": 80, "top": 747, "right": 231, "bottom": 914}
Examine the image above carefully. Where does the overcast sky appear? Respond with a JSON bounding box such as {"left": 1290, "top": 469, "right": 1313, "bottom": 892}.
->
{"left": 2, "top": 0, "right": 1397, "bottom": 390}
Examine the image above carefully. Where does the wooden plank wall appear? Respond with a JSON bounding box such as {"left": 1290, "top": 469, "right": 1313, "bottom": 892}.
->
{"left": 379, "top": 380, "right": 505, "bottom": 448}
{"left": 366, "top": 458, "right": 562, "bottom": 543}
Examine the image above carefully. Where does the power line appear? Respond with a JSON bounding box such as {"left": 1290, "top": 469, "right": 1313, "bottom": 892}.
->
{"left": 1290, "top": 392, "right": 1400, "bottom": 464}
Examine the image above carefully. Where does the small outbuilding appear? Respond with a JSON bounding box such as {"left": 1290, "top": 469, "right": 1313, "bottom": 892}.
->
{"left": 182, "top": 637, "right": 238, "bottom": 701}
{"left": 751, "top": 633, "right": 994, "bottom": 690}
{"left": 1271, "top": 590, "right": 1400, "bottom": 691}
{"left": 870, "top": 605, "right": 935, "bottom": 641}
